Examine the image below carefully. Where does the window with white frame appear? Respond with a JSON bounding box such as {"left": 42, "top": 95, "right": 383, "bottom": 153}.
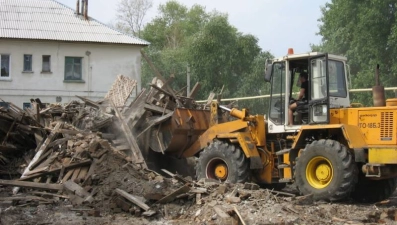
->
{"left": 42, "top": 55, "right": 51, "bottom": 72}
{"left": 65, "top": 57, "right": 83, "bottom": 80}
{"left": 23, "top": 54, "right": 33, "bottom": 72}
{"left": 1, "top": 54, "right": 10, "bottom": 78}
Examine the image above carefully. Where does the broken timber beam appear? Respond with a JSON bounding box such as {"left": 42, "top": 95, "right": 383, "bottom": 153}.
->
{"left": 144, "top": 104, "right": 172, "bottom": 114}
{"left": 14, "top": 122, "right": 63, "bottom": 194}
{"left": 19, "top": 159, "right": 91, "bottom": 181}
{"left": 137, "top": 112, "right": 173, "bottom": 138}
{"left": 161, "top": 169, "right": 191, "bottom": 184}
{"left": 188, "top": 82, "right": 201, "bottom": 99}
{"left": 63, "top": 180, "right": 90, "bottom": 198}
{"left": 156, "top": 185, "right": 190, "bottom": 204}
{"left": 75, "top": 96, "right": 101, "bottom": 109}
{"left": 140, "top": 50, "right": 183, "bottom": 107}
{"left": 115, "top": 188, "right": 150, "bottom": 211}
{"left": 0, "top": 179, "right": 63, "bottom": 191}
{"left": 110, "top": 101, "right": 147, "bottom": 169}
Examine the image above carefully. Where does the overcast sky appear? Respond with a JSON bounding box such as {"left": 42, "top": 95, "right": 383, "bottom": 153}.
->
{"left": 57, "top": 0, "right": 328, "bottom": 56}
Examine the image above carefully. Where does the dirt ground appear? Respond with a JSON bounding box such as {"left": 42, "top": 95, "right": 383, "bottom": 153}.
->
{"left": 1, "top": 151, "right": 397, "bottom": 225}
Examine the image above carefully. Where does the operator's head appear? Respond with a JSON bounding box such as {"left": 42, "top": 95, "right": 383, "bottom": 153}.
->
{"left": 300, "top": 72, "right": 308, "bottom": 81}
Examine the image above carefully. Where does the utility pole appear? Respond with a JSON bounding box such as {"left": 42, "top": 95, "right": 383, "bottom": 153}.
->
{"left": 187, "top": 64, "right": 191, "bottom": 96}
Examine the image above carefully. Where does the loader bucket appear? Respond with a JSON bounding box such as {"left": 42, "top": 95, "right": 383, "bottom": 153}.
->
{"left": 149, "top": 108, "right": 210, "bottom": 156}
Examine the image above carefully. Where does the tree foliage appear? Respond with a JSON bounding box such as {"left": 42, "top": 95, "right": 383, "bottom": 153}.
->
{"left": 317, "top": 0, "right": 397, "bottom": 105}
{"left": 140, "top": 1, "right": 271, "bottom": 105}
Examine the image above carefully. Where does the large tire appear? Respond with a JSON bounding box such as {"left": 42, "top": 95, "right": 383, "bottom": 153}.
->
{"left": 350, "top": 173, "right": 397, "bottom": 203}
{"left": 196, "top": 140, "right": 249, "bottom": 183}
{"left": 295, "top": 139, "right": 357, "bottom": 201}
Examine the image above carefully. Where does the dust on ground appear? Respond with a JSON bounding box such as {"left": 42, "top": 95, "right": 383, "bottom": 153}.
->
{"left": 1, "top": 150, "right": 396, "bottom": 225}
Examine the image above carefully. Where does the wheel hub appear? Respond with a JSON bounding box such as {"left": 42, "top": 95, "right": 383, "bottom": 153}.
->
{"left": 206, "top": 158, "right": 229, "bottom": 181}
{"left": 215, "top": 164, "right": 228, "bottom": 180}
{"left": 315, "top": 164, "right": 331, "bottom": 181}
{"left": 306, "top": 156, "right": 333, "bottom": 189}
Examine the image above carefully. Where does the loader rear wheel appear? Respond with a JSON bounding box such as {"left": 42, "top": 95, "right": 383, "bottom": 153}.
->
{"left": 196, "top": 140, "right": 249, "bottom": 183}
{"left": 350, "top": 174, "right": 397, "bottom": 203}
{"left": 295, "top": 139, "right": 357, "bottom": 201}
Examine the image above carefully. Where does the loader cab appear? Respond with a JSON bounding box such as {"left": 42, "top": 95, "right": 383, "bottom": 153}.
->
{"left": 265, "top": 51, "right": 350, "bottom": 134}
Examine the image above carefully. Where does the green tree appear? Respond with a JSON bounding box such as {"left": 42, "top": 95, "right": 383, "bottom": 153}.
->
{"left": 140, "top": 0, "right": 270, "bottom": 104}
{"left": 318, "top": 0, "right": 397, "bottom": 105}
{"left": 140, "top": 1, "right": 210, "bottom": 91}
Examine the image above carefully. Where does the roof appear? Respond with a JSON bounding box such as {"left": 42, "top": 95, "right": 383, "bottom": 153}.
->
{"left": 0, "top": 0, "right": 149, "bottom": 45}
{"left": 273, "top": 52, "right": 347, "bottom": 62}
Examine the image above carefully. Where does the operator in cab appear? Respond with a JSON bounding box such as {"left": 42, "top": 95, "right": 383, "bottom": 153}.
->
{"left": 288, "top": 72, "right": 308, "bottom": 125}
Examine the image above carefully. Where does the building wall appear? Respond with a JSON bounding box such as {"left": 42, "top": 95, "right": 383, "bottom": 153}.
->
{"left": 0, "top": 39, "right": 143, "bottom": 108}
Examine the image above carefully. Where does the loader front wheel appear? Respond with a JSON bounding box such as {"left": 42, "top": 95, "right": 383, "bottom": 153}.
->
{"left": 295, "top": 139, "right": 357, "bottom": 201}
{"left": 196, "top": 140, "right": 249, "bottom": 183}
{"left": 350, "top": 173, "right": 397, "bottom": 203}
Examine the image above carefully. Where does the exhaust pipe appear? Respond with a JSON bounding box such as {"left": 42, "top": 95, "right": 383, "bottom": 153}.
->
{"left": 372, "top": 64, "right": 386, "bottom": 106}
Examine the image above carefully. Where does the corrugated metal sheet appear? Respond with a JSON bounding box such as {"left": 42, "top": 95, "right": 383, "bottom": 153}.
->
{"left": 0, "top": 0, "right": 150, "bottom": 45}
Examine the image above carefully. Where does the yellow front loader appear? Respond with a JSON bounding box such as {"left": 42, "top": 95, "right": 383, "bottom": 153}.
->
{"left": 176, "top": 50, "right": 397, "bottom": 203}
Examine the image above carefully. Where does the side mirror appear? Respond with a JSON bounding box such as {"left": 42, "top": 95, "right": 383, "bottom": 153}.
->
{"left": 264, "top": 64, "right": 273, "bottom": 82}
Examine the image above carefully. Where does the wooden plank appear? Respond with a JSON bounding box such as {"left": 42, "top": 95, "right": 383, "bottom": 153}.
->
{"left": 57, "top": 165, "right": 66, "bottom": 183}
{"left": 143, "top": 104, "right": 172, "bottom": 114}
{"left": 14, "top": 122, "right": 63, "bottom": 194}
{"left": 31, "top": 191, "right": 69, "bottom": 199}
{"left": 63, "top": 180, "right": 90, "bottom": 198}
{"left": 1, "top": 117, "right": 17, "bottom": 145}
{"left": 83, "top": 187, "right": 97, "bottom": 204}
{"left": 188, "top": 82, "right": 201, "bottom": 99}
{"left": 82, "top": 159, "right": 98, "bottom": 186}
{"left": 24, "top": 166, "right": 49, "bottom": 176}
{"left": 140, "top": 50, "right": 182, "bottom": 107}
{"left": 75, "top": 96, "right": 101, "bottom": 109}
{"left": 136, "top": 112, "right": 173, "bottom": 138}
{"left": 29, "top": 149, "right": 52, "bottom": 170}
{"left": 31, "top": 152, "right": 59, "bottom": 172}
{"left": 19, "top": 159, "right": 91, "bottom": 181}
{"left": 234, "top": 206, "right": 247, "bottom": 225}
{"left": 123, "top": 88, "right": 147, "bottom": 118}
{"left": 111, "top": 101, "right": 147, "bottom": 169}
{"left": 115, "top": 188, "right": 150, "bottom": 211}
{"left": 111, "top": 138, "right": 127, "bottom": 145}
{"left": 105, "top": 75, "right": 137, "bottom": 107}
{"left": 115, "top": 145, "right": 130, "bottom": 151}
{"left": 41, "top": 128, "right": 92, "bottom": 136}
{"left": 190, "top": 188, "right": 208, "bottom": 194}
{"left": 213, "top": 206, "right": 230, "bottom": 219}
{"left": 161, "top": 169, "right": 191, "bottom": 184}
{"left": 0, "top": 179, "right": 63, "bottom": 191}
{"left": 77, "top": 166, "right": 89, "bottom": 181}
{"left": 70, "top": 167, "right": 81, "bottom": 182}
{"left": 47, "top": 137, "right": 72, "bottom": 149}
{"left": 61, "top": 169, "right": 74, "bottom": 183}
{"left": 149, "top": 84, "right": 174, "bottom": 98}
{"left": 196, "top": 193, "right": 202, "bottom": 205}
{"left": 205, "top": 92, "right": 216, "bottom": 106}
{"left": 0, "top": 196, "right": 52, "bottom": 203}
{"left": 157, "top": 185, "right": 190, "bottom": 204}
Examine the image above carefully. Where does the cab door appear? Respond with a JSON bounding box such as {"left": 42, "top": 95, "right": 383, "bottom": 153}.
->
{"left": 309, "top": 54, "right": 330, "bottom": 124}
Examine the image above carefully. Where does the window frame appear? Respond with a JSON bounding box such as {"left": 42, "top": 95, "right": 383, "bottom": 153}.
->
{"left": 0, "top": 54, "right": 11, "bottom": 80}
{"left": 23, "top": 54, "right": 33, "bottom": 72}
{"left": 64, "top": 57, "right": 83, "bottom": 81}
{"left": 42, "top": 55, "right": 51, "bottom": 73}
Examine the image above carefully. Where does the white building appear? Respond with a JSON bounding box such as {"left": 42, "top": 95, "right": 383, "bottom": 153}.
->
{"left": 0, "top": 0, "right": 149, "bottom": 108}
